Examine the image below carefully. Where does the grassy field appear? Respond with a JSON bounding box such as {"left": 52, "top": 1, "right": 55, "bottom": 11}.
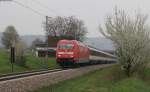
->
{"left": 33, "top": 66, "right": 150, "bottom": 92}
{"left": 0, "top": 50, "right": 59, "bottom": 75}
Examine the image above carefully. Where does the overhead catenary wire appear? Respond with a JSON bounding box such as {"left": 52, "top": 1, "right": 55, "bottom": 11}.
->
{"left": 13, "top": 0, "right": 45, "bottom": 17}
{"left": 1, "top": 0, "right": 77, "bottom": 17}
{"left": 31, "top": 0, "right": 59, "bottom": 16}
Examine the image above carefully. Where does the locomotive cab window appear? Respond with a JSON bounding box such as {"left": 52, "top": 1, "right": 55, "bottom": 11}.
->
{"left": 58, "top": 44, "right": 74, "bottom": 49}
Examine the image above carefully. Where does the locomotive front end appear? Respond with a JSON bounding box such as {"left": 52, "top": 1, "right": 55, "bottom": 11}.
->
{"left": 56, "top": 40, "right": 77, "bottom": 66}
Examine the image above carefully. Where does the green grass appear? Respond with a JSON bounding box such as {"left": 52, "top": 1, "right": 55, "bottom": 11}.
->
{"left": 0, "top": 50, "right": 59, "bottom": 75}
{"left": 32, "top": 66, "right": 150, "bottom": 92}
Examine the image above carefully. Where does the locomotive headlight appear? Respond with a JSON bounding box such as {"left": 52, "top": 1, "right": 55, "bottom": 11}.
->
{"left": 67, "top": 52, "right": 74, "bottom": 54}
{"left": 70, "top": 55, "right": 74, "bottom": 58}
{"left": 58, "top": 52, "right": 64, "bottom": 54}
{"left": 58, "top": 54, "right": 61, "bottom": 57}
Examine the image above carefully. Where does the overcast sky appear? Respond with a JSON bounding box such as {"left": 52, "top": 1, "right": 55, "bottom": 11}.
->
{"left": 0, "top": 0, "right": 149, "bottom": 37}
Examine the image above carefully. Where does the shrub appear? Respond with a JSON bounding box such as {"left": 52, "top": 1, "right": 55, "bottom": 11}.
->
{"left": 100, "top": 8, "right": 150, "bottom": 77}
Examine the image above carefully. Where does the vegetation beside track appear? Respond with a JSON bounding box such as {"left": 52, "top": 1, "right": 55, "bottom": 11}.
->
{"left": 33, "top": 65, "right": 150, "bottom": 92}
{"left": 0, "top": 50, "right": 58, "bottom": 75}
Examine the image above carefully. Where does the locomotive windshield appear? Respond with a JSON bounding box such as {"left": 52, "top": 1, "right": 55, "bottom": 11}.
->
{"left": 58, "top": 44, "right": 74, "bottom": 49}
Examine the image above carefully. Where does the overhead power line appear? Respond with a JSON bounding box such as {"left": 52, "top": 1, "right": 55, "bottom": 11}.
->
{"left": 13, "top": 0, "right": 45, "bottom": 16}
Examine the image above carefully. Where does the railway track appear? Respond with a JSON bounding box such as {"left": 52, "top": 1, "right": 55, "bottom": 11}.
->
{"left": 0, "top": 61, "right": 116, "bottom": 82}
{"left": 0, "top": 68, "right": 64, "bottom": 81}
{"left": 0, "top": 63, "right": 115, "bottom": 92}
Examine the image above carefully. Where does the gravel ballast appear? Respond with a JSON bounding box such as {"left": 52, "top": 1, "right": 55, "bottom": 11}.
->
{"left": 0, "top": 64, "right": 113, "bottom": 92}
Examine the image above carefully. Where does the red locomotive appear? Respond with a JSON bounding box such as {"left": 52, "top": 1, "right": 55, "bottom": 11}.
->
{"left": 56, "top": 40, "right": 90, "bottom": 66}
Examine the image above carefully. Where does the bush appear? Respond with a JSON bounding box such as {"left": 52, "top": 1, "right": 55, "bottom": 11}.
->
{"left": 100, "top": 8, "right": 150, "bottom": 77}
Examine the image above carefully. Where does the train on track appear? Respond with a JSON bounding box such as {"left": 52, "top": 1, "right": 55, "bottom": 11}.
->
{"left": 56, "top": 40, "right": 116, "bottom": 66}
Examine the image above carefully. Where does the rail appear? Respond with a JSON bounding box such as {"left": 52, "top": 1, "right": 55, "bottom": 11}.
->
{"left": 0, "top": 68, "right": 64, "bottom": 81}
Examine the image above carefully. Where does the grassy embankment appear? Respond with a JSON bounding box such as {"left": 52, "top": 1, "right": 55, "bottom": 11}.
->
{"left": 0, "top": 50, "right": 58, "bottom": 75}
{"left": 33, "top": 65, "right": 150, "bottom": 92}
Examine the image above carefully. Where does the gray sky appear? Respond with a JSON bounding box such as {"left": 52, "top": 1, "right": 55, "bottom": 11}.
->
{"left": 0, "top": 0, "right": 149, "bottom": 37}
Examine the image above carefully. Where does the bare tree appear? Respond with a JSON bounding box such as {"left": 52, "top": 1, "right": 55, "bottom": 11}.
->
{"left": 44, "top": 16, "right": 87, "bottom": 41}
{"left": 2, "top": 25, "right": 20, "bottom": 49}
{"left": 65, "top": 16, "right": 87, "bottom": 41}
{"left": 99, "top": 8, "right": 150, "bottom": 77}
{"left": 76, "top": 20, "right": 87, "bottom": 41}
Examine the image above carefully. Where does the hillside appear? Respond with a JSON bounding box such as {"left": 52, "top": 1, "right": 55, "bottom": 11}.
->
{"left": 0, "top": 33, "right": 45, "bottom": 47}
{"left": 0, "top": 33, "right": 115, "bottom": 51}
{"left": 84, "top": 37, "right": 115, "bottom": 51}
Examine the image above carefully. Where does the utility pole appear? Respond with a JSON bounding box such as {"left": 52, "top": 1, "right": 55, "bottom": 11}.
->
{"left": 45, "top": 16, "right": 52, "bottom": 69}
{"left": 45, "top": 16, "right": 49, "bottom": 69}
